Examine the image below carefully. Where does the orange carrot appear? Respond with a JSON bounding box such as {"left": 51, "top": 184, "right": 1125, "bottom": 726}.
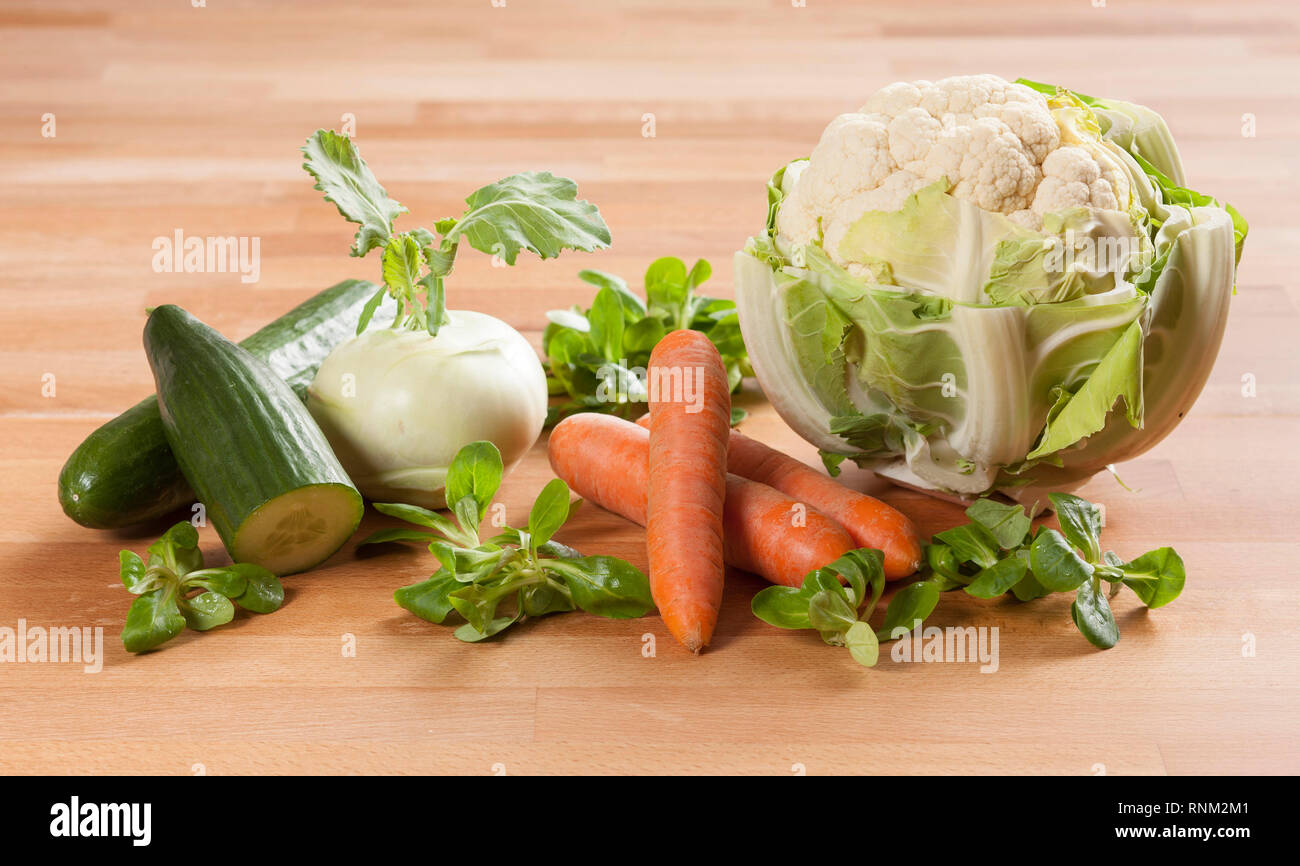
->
{"left": 643, "top": 331, "right": 731, "bottom": 652}
{"left": 548, "top": 413, "right": 856, "bottom": 590}
{"left": 719, "top": 473, "right": 855, "bottom": 589}
{"left": 636, "top": 416, "right": 922, "bottom": 579}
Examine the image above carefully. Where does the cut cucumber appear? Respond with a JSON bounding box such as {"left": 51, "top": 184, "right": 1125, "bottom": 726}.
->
{"left": 144, "top": 305, "right": 363, "bottom": 574}
{"left": 233, "top": 485, "right": 365, "bottom": 576}
{"left": 58, "top": 279, "right": 388, "bottom": 529}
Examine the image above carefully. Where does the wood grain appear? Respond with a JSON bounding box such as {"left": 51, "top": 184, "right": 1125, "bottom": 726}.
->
{"left": 1, "top": 0, "right": 1297, "bottom": 775}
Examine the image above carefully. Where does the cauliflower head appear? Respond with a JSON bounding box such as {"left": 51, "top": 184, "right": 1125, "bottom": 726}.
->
{"left": 738, "top": 75, "right": 1247, "bottom": 503}
{"left": 777, "top": 74, "right": 1134, "bottom": 263}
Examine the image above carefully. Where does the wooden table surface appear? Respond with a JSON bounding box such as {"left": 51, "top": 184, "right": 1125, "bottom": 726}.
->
{"left": 1, "top": 0, "right": 1296, "bottom": 776}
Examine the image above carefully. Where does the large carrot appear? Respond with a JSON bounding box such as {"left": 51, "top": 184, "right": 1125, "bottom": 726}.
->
{"left": 548, "top": 413, "right": 855, "bottom": 589}
{"left": 642, "top": 331, "right": 732, "bottom": 652}
{"left": 636, "top": 416, "right": 922, "bottom": 579}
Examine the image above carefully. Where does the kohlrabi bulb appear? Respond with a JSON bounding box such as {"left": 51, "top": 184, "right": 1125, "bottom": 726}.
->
{"left": 307, "top": 310, "right": 547, "bottom": 508}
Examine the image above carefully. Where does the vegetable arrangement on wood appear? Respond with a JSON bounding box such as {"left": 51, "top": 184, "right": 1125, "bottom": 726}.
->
{"left": 58, "top": 84, "right": 1205, "bottom": 665}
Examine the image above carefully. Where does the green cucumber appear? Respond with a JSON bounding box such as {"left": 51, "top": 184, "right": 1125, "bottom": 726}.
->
{"left": 58, "top": 279, "right": 388, "bottom": 529}
{"left": 144, "top": 305, "right": 363, "bottom": 575}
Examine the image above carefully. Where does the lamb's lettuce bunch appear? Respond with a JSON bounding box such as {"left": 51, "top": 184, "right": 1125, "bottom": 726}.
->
{"left": 735, "top": 75, "right": 1247, "bottom": 502}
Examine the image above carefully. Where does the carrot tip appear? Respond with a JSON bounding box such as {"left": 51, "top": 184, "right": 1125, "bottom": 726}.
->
{"left": 675, "top": 627, "right": 707, "bottom": 654}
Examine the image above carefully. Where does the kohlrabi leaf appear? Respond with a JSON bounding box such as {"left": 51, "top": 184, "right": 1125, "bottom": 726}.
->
{"left": 380, "top": 232, "right": 428, "bottom": 329}
{"left": 446, "top": 171, "right": 611, "bottom": 265}
{"left": 305, "top": 135, "right": 609, "bottom": 334}
{"left": 355, "top": 284, "right": 390, "bottom": 336}
{"left": 301, "top": 129, "right": 406, "bottom": 258}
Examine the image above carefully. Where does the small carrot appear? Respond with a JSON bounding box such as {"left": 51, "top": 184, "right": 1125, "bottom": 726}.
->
{"left": 636, "top": 416, "right": 922, "bottom": 578}
{"left": 548, "top": 413, "right": 856, "bottom": 590}
{"left": 643, "top": 331, "right": 731, "bottom": 652}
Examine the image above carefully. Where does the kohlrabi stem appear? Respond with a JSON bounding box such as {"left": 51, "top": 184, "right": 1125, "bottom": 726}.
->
{"left": 426, "top": 272, "right": 446, "bottom": 336}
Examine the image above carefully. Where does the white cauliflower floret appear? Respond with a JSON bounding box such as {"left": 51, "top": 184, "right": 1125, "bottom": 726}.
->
{"left": 924, "top": 116, "right": 1041, "bottom": 212}
{"left": 1032, "top": 145, "right": 1120, "bottom": 214}
{"left": 784, "top": 113, "right": 894, "bottom": 230}
{"left": 777, "top": 74, "right": 1127, "bottom": 263}
{"left": 887, "top": 108, "right": 941, "bottom": 168}
{"left": 864, "top": 81, "right": 924, "bottom": 116}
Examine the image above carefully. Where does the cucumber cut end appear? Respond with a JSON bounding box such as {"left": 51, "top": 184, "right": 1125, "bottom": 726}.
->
{"left": 232, "top": 484, "right": 363, "bottom": 575}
